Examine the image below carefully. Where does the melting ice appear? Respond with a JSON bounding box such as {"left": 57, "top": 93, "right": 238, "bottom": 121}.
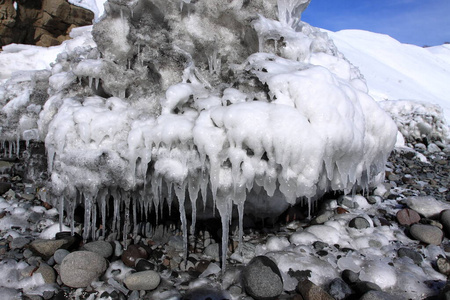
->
{"left": 0, "top": 0, "right": 397, "bottom": 268}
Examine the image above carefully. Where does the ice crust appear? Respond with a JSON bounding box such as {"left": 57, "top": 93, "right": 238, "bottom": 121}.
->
{"left": 0, "top": 0, "right": 397, "bottom": 265}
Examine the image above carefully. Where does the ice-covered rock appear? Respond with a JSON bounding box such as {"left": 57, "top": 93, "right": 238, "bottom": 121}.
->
{"left": 0, "top": 0, "right": 397, "bottom": 268}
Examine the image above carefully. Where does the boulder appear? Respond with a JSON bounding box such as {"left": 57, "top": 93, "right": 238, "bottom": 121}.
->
{"left": 60, "top": 251, "right": 107, "bottom": 288}
{"left": 0, "top": 0, "right": 93, "bottom": 48}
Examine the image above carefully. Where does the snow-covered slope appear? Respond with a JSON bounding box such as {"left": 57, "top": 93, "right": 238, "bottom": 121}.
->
{"left": 328, "top": 29, "right": 450, "bottom": 123}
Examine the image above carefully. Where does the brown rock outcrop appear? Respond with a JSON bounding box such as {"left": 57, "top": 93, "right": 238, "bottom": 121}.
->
{"left": 0, "top": 0, "right": 93, "bottom": 48}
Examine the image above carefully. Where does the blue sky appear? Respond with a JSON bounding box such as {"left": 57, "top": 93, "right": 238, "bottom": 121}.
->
{"left": 301, "top": 0, "right": 450, "bottom": 46}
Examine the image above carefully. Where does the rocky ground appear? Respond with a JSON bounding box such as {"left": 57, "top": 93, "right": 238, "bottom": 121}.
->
{"left": 0, "top": 140, "right": 449, "bottom": 300}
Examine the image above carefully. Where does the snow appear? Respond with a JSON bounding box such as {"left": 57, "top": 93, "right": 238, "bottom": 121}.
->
{"left": 328, "top": 29, "right": 450, "bottom": 124}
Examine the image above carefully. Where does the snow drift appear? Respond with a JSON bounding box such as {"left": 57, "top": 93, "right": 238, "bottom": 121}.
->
{"left": 0, "top": 0, "right": 397, "bottom": 262}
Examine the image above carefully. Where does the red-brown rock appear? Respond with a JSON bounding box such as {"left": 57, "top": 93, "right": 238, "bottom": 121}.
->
{"left": 396, "top": 208, "right": 421, "bottom": 226}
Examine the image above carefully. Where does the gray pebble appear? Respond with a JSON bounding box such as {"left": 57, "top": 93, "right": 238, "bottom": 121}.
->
{"left": 83, "top": 241, "right": 113, "bottom": 258}
{"left": 53, "top": 249, "right": 70, "bottom": 265}
{"left": 410, "top": 224, "right": 443, "bottom": 245}
{"left": 124, "top": 270, "right": 161, "bottom": 291}
{"left": 349, "top": 217, "right": 370, "bottom": 229}
{"left": 242, "top": 256, "right": 283, "bottom": 300}
{"left": 60, "top": 251, "right": 107, "bottom": 288}
{"left": 10, "top": 237, "right": 31, "bottom": 249}
{"left": 397, "top": 248, "right": 423, "bottom": 264}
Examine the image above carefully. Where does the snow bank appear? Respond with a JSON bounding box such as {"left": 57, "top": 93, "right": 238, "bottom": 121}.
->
{"left": 328, "top": 30, "right": 450, "bottom": 125}
{"left": 0, "top": 0, "right": 397, "bottom": 267}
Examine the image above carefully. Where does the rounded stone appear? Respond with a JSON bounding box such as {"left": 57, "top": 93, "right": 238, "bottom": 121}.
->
{"left": 397, "top": 247, "right": 423, "bottom": 264}
{"left": 242, "top": 256, "right": 283, "bottom": 300}
{"left": 359, "top": 290, "right": 400, "bottom": 300}
{"left": 440, "top": 210, "right": 450, "bottom": 236}
{"left": 121, "top": 244, "right": 148, "bottom": 267}
{"left": 341, "top": 269, "right": 360, "bottom": 284}
{"left": 53, "top": 249, "right": 70, "bottom": 265}
{"left": 135, "top": 259, "right": 156, "bottom": 272}
{"left": 396, "top": 208, "right": 421, "bottom": 226}
{"left": 410, "top": 224, "right": 443, "bottom": 245}
{"left": 123, "top": 270, "right": 161, "bottom": 291}
{"left": 182, "top": 287, "right": 231, "bottom": 300}
{"left": 349, "top": 217, "right": 370, "bottom": 229}
{"left": 60, "top": 251, "right": 107, "bottom": 288}
{"left": 83, "top": 241, "right": 113, "bottom": 258}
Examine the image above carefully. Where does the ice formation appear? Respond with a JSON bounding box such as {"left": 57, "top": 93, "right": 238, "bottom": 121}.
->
{"left": 0, "top": 0, "right": 397, "bottom": 266}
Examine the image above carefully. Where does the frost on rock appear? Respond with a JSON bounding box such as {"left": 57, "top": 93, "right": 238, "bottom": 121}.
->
{"left": 0, "top": 0, "right": 397, "bottom": 265}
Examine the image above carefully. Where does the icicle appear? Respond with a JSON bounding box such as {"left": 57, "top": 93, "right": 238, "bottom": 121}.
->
{"left": 123, "top": 192, "right": 131, "bottom": 249}
{"left": 92, "top": 202, "right": 97, "bottom": 240}
{"left": 200, "top": 170, "right": 208, "bottom": 212}
{"left": 167, "top": 181, "right": 173, "bottom": 215}
{"left": 101, "top": 191, "right": 107, "bottom": 238}
{"left": 133, "top": 195, "right": 138, "bottom": 238}
{"left": 237, "top": 201, "right": 244, "bottom": 255}
{"left": 69, "top": 199, "right": 75, "bottom": 236}
{"left": 307, "top": 197, "right": 311, "bottom": 219}
{"left": 112, "top": 188, "right": 120, "bottom": 235}
{"left": 188, "top": 175, "right": 200, "bottom": 235}
{"left": 174, "top": 181, "right": 188, "bottom": 262}
{"left": 8, "top": 141, "right": 13, "bottom": 158}
{"left": 88, "top": 76, "right": 93, "bottom": 88}
{"left": 83, "top": 193, "right": 93, "bottom": 241}
{"left": 59, "top": 196, "right": 64, "bottom": 231}
{"left": 16, "top": 136, "right": 20, "bottom": 157}
{"left": 216, "top": 192, "right": 232, "bottom": 273}
{"left": 120, "top": 7, "right": 124, "bottom": 20}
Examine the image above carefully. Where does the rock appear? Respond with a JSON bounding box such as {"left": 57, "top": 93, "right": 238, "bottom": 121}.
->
{"left": 203, "top": 243, "right": 220, "bottom": 260}
{"left": 60, "top": 251, "right": 107, "bottom": 288}
{"left": 121, "top": 244, "right": 148, "bottom": 267}
{"left": 367, "top": 196, "right": 382, "bottom": 205}
{"left": 135, "top": 259, "right": 156, "bottom": 272}
{"left": 396, "top": 209, "right": 421, "bottom": 226}
{"left": 10, "top": 237, "right": 31, "bottom": 249}
{"left": 53, "top": 249, "right": 70, "bottom": 265}
{"left": 312, "top": 210, "right": 334, "bottom": 224}
{"left": 242, "top": 256, "right": 283, "bottom": 300}
{"left": 437, "top": 256, "right": 450, "bottom": 275}
{"left": 30, "top": 239, "right": 68, "bottom": 259}
{"left": 55, "top": 232, "right": 82, "bottom": 251}
{"left": 341, "top": 269, "right": 360, "bottom": 284}
{"left": 182, "top": 287, "right": 231, "bottom": 300}
{"left": 35, "top": 263, "right": 56, "bottom": 284}
{"left": 397, "top": 248, "right": 423, "bottom": 264}
{"left": 404, "top": 196, "right": 450, "bottom": 218}
{"left": 352, "top": 281, "right": 382, "bottom": 295}
{"left": 440, "top": 210, "right": 450, "bottom": 237}
{"left": 0, "top": 182, "right": 12, "bottom": 195}
{"left": 359, "top": 290, "right": 401, "bottom": 300}
{"left": 328, "top": 278, "right": 353, "bottom": 300}
{"left": 349, "top": 217, "right": 370, "bottom": 229}
{"left": 297, "top": 279, "right": 334, "bottom": 300}
{"left": 83, "top": 241, "right": 113, "bottom": 258}
{"left": 0, "top": 0, "right": 94, "bottom": 47}
{"left": 123, "top": 270, "right": 161, "bottom": 291}
{"left": 410, "top": 224, "right": 443, "bottom": 245}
